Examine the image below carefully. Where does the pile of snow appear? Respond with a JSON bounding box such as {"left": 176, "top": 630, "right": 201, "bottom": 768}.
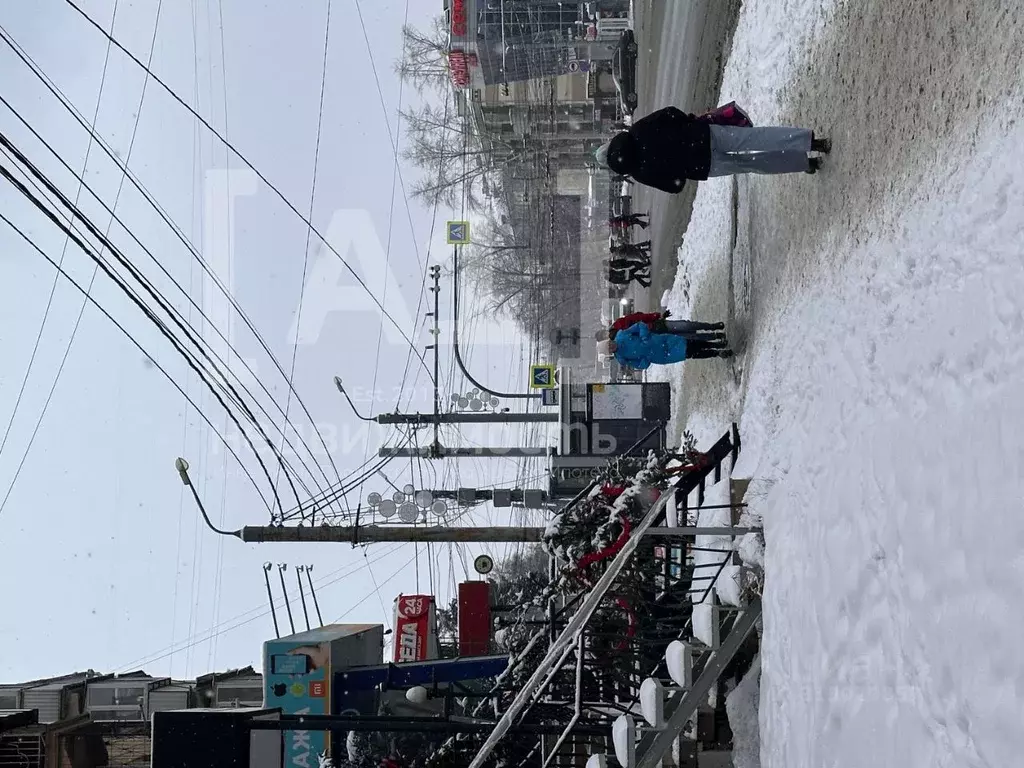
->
{"left": 663, "top": 0, "right": 1024, "bottom": 763}
{"left": 650, "top": 0, "right": 1024, "bottom": 763}
{"left": 725, "top": 656, "right": 762, "bottom": 768}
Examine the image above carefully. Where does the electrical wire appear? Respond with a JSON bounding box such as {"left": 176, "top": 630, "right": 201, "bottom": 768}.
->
{"left": 332, "top": 549, "right": 418, "bottom": 623}
{"left": 349, "top": 0, "right": 440, "bottom": 415}
{"left": 0, "top": 26, "right": 344, "bottom": 494}
{"left": 0, "top": 160, "right": 287, "bottom": 516}
{"left": 277, "top": 429, "right": 418, "bottom": 523}
{"left": 0, "top": 131, "right": 321, "bottom": 513}
{"left": 0, "top": 0, "right": 120, "bottom": 466}
{"left": 0, "top": 1, "right": 170, "bottom": 514}
{"left": 0, "top": 209, "right": 274, "bottom": 515}
{"left": 60, "top": 0, "right": 432, "bottom": 378}
{"left": 0, "top": 95, "right": 336, "bottom": 505}
{"left": 116, "top": 543, "right": 406, "bottom": 672}
{"left": 275, "top": 0, "right": 331, "bottom": 491}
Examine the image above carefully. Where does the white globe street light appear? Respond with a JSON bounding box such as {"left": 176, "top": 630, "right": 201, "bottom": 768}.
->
{"left": 406, "top": 686, "right": 429, "bottom": 704}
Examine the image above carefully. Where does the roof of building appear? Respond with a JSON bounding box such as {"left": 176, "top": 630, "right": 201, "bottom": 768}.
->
{"left": 195, "top": 666, "right": 259, "bottom": 686}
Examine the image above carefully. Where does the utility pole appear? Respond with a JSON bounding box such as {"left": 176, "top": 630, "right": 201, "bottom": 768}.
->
{"left": 240, "top": 524, "right": 544, "bottom": 544}
{"left": 380, "top": 445, "right": 554, "bottom": 459}
{"left": 427, "top": 264, "right": 442, "bottom": 450}
{"left": 376, "top": 411, "right": 557, "bottom": 425}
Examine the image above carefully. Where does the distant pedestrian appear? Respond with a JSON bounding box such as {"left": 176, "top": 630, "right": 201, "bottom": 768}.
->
{"left": 602, "top": 252, "right": 651, "bottom": 270}
{"left": 609, "top": 213, "right": 649, "bottom": 230}
{"left": 600, "top": 322, "right": 732, "bottom": 370}
{"left": 610, "top": 259, "right": 648, "bottom": 274}
{"left": 595, "top": 107, "right": 831, "bottom": 194}
{"left": 610, "top": 241, "right": 651, "bottom": 257}
{"left": 608, "top": 265, "right": 651, "bottom": 288}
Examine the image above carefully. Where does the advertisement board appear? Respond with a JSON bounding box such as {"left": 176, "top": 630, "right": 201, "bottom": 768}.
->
{"left": 590, "top": 383, "right": 644, "bottom": 420}
{"left": 393, "top": 595, "right": 439, "bottom": 663}
{"left": 448, "top": 50, "right": 477, "bottom": 89}
{"left": 263, "top": 624, "right": 383, "bottom": 767}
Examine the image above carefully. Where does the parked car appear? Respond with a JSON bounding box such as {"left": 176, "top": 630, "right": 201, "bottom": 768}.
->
{"left": 612, "top": 29, "right": 639, "bottom": 115}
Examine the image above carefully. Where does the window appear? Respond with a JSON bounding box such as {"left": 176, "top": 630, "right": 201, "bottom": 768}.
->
{"left": 0, "top": 691, "right": 19, "bottom": 709}
{"left": 216, "top": 685, "right": 263, "bottom": 708}
{"left": 87, "top": 686, "right": 146, "bottom": 707}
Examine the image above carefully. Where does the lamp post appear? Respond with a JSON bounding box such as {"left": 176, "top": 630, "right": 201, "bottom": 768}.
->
{"left": 175, "top": 457, "right": 240, "bottom": 539}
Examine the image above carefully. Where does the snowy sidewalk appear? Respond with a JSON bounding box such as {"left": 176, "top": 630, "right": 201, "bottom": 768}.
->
{"left": 656, "top": 0, "right": 1024, "bottom": 766}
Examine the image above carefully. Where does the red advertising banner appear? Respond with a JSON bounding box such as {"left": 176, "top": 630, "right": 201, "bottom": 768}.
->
{"left": 458, "top": 582, "right": 491, "bottom": 657}
{"left": 450, "top": 0, "right": 467, "bottom": 36}
{"left": 448, "top": 50, "right": 477, "bottom": 89}
{"left": 393, "top": 595, "right": 438, "bottom": 663}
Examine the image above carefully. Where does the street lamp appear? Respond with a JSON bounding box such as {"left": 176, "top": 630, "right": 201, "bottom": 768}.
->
{"left": 334, "top": 376, "right": 375, "bottom": 422}
{"left": 174, "top": 457, "right": 240, "bottom": 539}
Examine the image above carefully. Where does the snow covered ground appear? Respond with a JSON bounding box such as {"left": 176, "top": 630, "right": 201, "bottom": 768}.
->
{"left": 726, "top": 656, "right": 762, "bottom": 768}
{"left": 656, "top": 0, "right": 1024, "bottom": 766}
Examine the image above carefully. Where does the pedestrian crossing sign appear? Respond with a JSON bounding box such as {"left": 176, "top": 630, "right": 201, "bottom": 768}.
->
{"left": 529, "top": 364, "right": 556, "bottom": 389}
{"left": 447, "top": 220, "right": 470, "bottom": 245}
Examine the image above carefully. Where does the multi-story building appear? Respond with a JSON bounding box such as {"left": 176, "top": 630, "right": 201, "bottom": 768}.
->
{"left": 445, "top": 0, "right": 586, "bottom": 87}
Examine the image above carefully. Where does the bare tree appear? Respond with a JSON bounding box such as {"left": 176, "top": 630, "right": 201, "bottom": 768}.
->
{"left": 394, "top": 17, "right": 451, "bottom": 94}
{"left": 401, "top": 103, "right": 528, "bottom": 212}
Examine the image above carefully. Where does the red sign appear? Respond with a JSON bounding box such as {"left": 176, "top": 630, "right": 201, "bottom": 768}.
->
{"left": 393, "top": 595, "right": 438, "bottom": 663}
{"left": 458, "top": 582, "right": 491, "bottom": 656}
{"left": 309, "top": 681, "right": 326, "bottom": 698}
{"left": 448, "top": 50, "right": 476, "bottom": 89}
{"left": 451, "top": 0, "right": 467, "bottom": 36}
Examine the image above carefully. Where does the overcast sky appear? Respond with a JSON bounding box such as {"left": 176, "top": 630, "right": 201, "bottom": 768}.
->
{"left": 0, "top": 0, "right": 548, "bottom": 682}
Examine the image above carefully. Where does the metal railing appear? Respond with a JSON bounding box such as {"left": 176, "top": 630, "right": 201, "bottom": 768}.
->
{"left": 468, "top": 427, "right": 744, "bottom": 768}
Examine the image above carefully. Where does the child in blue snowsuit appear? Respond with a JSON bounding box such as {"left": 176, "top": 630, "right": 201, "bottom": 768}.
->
{"left": 609, "top": 322, "right": 732, "bottom": 369}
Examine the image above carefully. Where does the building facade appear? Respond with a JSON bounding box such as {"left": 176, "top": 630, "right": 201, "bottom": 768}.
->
{"left": 445, "top": 0, "right": 589, "bottom": 87}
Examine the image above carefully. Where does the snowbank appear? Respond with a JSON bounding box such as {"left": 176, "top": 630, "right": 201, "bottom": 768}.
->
{"left": 662, "top": 0, "right": 1024, "bottom": 765}
{"left": 726, "top": 656, "right": 762, "bottom": 768}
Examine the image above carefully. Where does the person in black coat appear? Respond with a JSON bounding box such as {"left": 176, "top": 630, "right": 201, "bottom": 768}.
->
{"left": 595, "top": 106, "right": 831, "bottom": 193}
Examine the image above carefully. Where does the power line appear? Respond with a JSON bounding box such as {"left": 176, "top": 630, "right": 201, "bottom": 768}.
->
{"left": 348, "top": 0, "right": 437, "bottom": 415}
{"left": 361, "top": 0, "right": 412, "bottom": 492}
{"left": 61, "top": 0, "right": 432, "bottom": 378}
{"left": 277, "top": 430, "right": 418, "bottom": 524}
{"left": 0, "top": 2, "right": 170, "bottom": 512}
{"left": 0, "top": 0, "right": 121, "bottom": 467}
{"left": 0, "top": 129, "right": 329, "bottom": 511}
{"left": 0, "top": 209, "right": 275, "bottom": 515}
{"left": 332, "top": 549, "right": 418, "bottom": 623}
{"left": 117, "top": 544, "right": 405, "bottom": 672}
{"left": 169, "top": 0, "right": 206, "bottom": 681}
{"left": 0, "top": 91, "right": 336, "bottom": 505}
{"left": 0, "top": 160, "right": 288, "bottom": 516}
{"left": 0, "top": 26, "right": 344, "bottom": 495}
{"left": 275, "top": 0, "right": 333, "bottom": 493}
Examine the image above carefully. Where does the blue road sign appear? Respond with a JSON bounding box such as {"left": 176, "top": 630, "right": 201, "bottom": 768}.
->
{"left": 447, "top": 220, "right": 470, "bottom": 244}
